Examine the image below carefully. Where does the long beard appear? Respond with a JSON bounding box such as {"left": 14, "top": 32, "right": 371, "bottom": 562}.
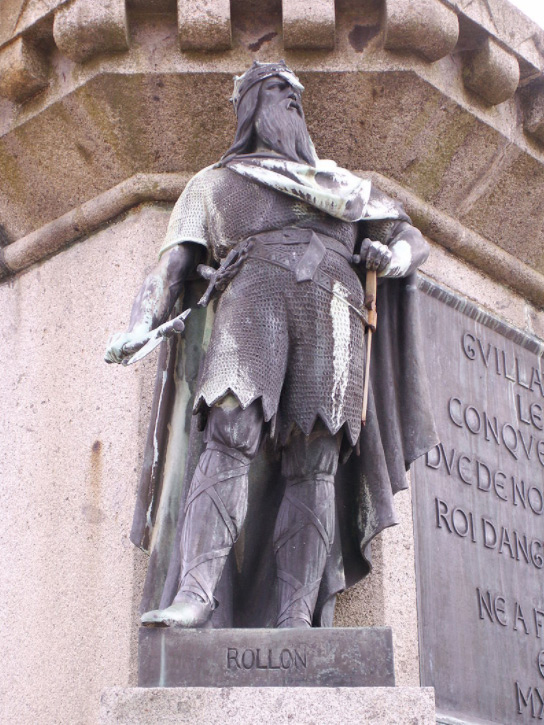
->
{"left": 255, "top": 104, "right": 316, "bottom": 166}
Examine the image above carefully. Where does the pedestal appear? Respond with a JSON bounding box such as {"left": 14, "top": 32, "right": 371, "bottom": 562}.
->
{"left": 138, "top": 627, "right": 395, "bottom": 688}
{"left": 100, "top": 686, "right": 436, "bottom": 724}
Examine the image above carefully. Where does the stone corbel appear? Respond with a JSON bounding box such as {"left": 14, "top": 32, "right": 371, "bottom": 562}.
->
{"left": 462, "top": 36, "right": 520, "bottom": 106}
{"left": 53, "top": 0, "right": 129, "bottom": 63}
{"left": 282, "top": 0, "right": 335, "bottom": 51}
{"left": 0, "top": 36, "right": 49, "bottom": 103}
{"left": 178, "top": 0, "right": 232, "bottom": 51}
{"left": 521, "top": 79, "right": 544, "bottom": 145}
{"left": 383, "top": 0, "right": 459, "bottom": 62}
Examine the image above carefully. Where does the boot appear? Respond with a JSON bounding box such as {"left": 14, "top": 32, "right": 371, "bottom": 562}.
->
{"left": 142, "top": 401, "right": 263, "bottom": 628}
{"left": 273, "top": 473, "right": 335, "bottom": 627}
{"left": 273, "top": 428, "right": 339, "bottom": 628}
{"left": 142, "top": 444, "right": 250, "bottom": 627}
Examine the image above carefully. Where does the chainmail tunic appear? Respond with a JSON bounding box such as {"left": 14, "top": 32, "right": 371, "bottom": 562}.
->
{"left": 162, "top": 166, "right": 373, "bottom": 446}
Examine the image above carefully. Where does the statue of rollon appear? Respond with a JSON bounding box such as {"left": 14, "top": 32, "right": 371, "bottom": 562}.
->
{"left": 105, "top": 61, "right": 438, "bottom": 629}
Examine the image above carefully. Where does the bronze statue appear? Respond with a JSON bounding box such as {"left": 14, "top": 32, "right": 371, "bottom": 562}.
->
{"left": 105, "top": 61, "right": 437, "bottom": 629}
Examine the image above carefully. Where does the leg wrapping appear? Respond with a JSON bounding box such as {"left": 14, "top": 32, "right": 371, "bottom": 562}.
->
{"left": 274, "top": 475, "right": 335, "bottom": 627}
{"left": 175, "top": 400, "right": 263, "bottom": 608}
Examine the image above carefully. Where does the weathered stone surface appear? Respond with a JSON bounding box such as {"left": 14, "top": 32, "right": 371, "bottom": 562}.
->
{"left": 0, "top": 173, "right": 188, "bottom": 279}
{"left": 422, "top": 243, "right": 529, "bottom": 332}
{"left": 178, "top": 0, "right": 232, "bottom": 51}
{"left": 445, "top": 0, "right": 544, "bottom": 74}
{"left": 0, "top": 206, "right": 165, "bottom": 725}
{"left": 99, "top": 686, "right": 436, "bottom": 724}
{"left": 0, "top": 0, "right": 67, "bottom": 48}
{"left": 139, "top": 627, "right": 395, "bottom": 687}
{"left": 2, "top": 56, "right": 544, "bottom": 283}
{"left": 0, "top": 36, "right": 49, "bottom": 103}
{"left": 335, "top": 486, "right": 421, "bottom": 687}
{"left": 53, "top": 0, "right": 129, "bottom": 63}
{"left": 282, "top": 0, "right": 335, "bottom": 50}
{"left": 463, "top": 36, "right": 519, "bottom": 106}
{"left": 384, "top": 0, "right": 459, "bottom": 62}
{"left": 522, "top": 80, "right": 544, "bottom": 145}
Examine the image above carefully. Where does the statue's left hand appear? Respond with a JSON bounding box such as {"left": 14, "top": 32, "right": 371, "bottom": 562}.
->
{"left": 354, "top": 238, "right": 392, "bottom": 273}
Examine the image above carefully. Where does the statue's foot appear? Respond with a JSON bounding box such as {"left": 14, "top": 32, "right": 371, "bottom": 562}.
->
{"left": 141, "top": 597, "right": 213, "bottom": 628}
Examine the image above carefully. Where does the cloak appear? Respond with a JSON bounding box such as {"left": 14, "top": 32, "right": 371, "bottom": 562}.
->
{"left": 130, "top": 165, "right": 438, "bottom": 627}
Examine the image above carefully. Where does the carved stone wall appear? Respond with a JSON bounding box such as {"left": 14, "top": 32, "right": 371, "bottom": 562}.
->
{"left": 1, "top": 1, "right": 544, "bottom": 723}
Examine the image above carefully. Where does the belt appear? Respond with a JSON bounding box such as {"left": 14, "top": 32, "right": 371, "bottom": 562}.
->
{"left": 247, "top": 227, "right": 353, "bottom": 262}
{"left": 245, "top": 230, "right": 367, "bottom": 325}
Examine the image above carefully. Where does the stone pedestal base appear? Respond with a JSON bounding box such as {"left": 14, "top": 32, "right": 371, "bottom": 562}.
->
{"left": 100, "top": 686, "right": 436, "bottom": 724}
{"left": 138, "top": 627, "right": 395, "bottom": 688}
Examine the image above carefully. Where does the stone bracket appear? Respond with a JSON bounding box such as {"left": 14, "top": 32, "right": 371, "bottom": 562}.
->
{"left": 0, "top": 36, "right": 49, "bottom": 103}
{"left": 178, "top": 0, "right": 232, "bottom": 51}
{"left": 384, "top": 0, "right": 459, "bottom": 62}
{"left": 462, "top": 36, "right": 520, "bottom": 106}
{"left": 522, "top": 80, "right": 544, "bottom": 145}
{"left": 53, "top": 0, "right": 129, "bottom": 63}
{"left": 282, "top": 0, "right": 335, "bottom": 51}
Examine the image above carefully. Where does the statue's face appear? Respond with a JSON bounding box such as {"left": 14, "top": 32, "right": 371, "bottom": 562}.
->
{"left": 258, "top": 76, "right": 303, "bottom": 117}
{"left": 250, "top": 74, "right": 315, "bottom": 165}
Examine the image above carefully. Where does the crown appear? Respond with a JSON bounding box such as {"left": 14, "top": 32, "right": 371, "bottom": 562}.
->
{"left": 231, "top": 60, "right": 304, "bottom": 113}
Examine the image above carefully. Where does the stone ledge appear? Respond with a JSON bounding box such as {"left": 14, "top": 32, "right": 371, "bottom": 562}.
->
{"left": 368, "top": 172, "right": 544, "bottom": 310}
{"left": 99, "top": 686, "right": 436, "bottom": 724}
{"left": 0, "top": 172, "right": 189, "bottom": 280}
{"left": 2, "top": 170, "right": 543, "bottom": 313}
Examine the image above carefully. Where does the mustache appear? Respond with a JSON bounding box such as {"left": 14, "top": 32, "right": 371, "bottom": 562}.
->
{"left": 255, "top": 102, "right": 316, "bottom": 166}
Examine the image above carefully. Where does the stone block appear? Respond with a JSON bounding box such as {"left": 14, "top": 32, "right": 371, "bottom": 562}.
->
{"left": 384, "top": 0, "right": 459, "bottom": 62}
{"left": 178, "top": 0, "right": 232, "bottom": 51}
{"left": 53, "top": 0, "right": 129, "bottom": 63}
{"left": 0, "top": 36, "right": 48, "bottom": 103}
{"left": 463, "top": 36, "right": 519, "bottom": 105}
{"left": 522, "top": 80, "right": 544, "bottom": 145}
{"left": 282, "top": 0, "right": 335, "bottom": 50}
{"left": 138, "top": 627, "right": 395, "bottom": 688}
{"left": 100, "top": 686, "right": 437, "bottom": 724}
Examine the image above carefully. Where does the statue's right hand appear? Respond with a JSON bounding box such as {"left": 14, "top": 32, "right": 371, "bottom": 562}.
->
{"left": 104, "top": 331, "right": 148, "bottom": 364}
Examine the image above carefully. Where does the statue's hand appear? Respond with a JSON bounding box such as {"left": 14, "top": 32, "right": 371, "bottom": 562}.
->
{"left": 104, "top": 330, "right": 149, "bottom": 364}
{"left": 356, "top": 238, "right": 392, "bottom": 273}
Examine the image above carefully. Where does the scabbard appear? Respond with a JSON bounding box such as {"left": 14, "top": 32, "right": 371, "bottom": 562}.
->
{"left": 362, "top": 269, "right": 377, "bottom": 424}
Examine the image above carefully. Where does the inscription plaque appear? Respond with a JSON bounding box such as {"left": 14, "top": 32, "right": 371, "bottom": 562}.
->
{"left": 138, "top": 627, "right": 394, "bottom": 688}
{"left": 413, "top": 279, "right": 544, "bottom": 724}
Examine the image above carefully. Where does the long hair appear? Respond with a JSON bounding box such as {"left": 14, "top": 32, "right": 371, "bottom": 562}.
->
{"left": 219, "top": 84, "right": 263, "bottom": 165}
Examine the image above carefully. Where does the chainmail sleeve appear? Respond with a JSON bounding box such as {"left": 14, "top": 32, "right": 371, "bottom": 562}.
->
{"left": 159, "top": 170, "right": 211, "bottom": 257}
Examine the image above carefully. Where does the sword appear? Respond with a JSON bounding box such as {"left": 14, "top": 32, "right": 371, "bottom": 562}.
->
{"left": 361, "top": 270, "right": 377, "bottom": 425}
{"left": 106, "top": 309, "right": 191, "bottom": 366}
